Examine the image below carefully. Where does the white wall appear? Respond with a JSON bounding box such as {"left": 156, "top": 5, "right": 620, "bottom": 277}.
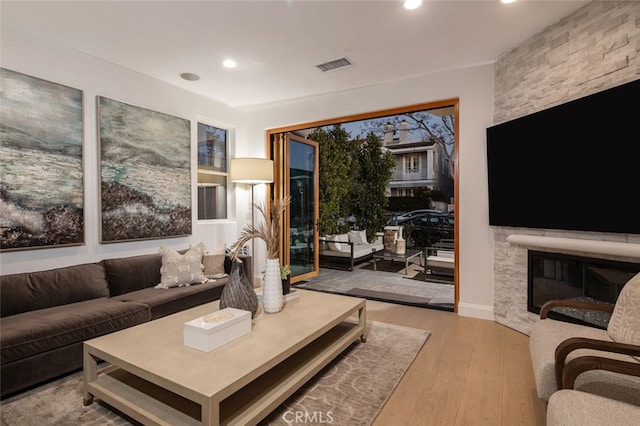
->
{"left": 0, "top": 26, "right": 259, "bottom": 275}
{"left": 1, "top": 26, "right": 497, "bottom": 320}
{"left": 244, "top": 65, "right": 497, "bottom": 320}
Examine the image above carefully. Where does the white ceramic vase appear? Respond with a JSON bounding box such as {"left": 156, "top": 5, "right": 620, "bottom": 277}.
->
{"left": 263, "top": 258, "right": 283, "bottom": 313}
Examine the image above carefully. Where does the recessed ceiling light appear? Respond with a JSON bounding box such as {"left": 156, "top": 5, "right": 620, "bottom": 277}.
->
{"left": 501, "top": 0, "right": 516, "bottom": 3}
{"left": 222, "top": 59, "right": 238, "bottom": 69}
{"left": 404, "top": 0, "right": 422, "bottom": 10}
{"left": 180, "top": 72, "right": 200, "bottom": 81}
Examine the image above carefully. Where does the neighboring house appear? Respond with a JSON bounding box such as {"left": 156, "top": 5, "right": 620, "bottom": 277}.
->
{"left": 383, "top": 120, "right": 453, "bottom": 200}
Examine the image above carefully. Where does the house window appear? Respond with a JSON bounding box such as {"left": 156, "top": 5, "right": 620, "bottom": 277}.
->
{"left": 197, "top": 122, "right": 228, "bottom": 220}
{"left": 405, "top": 155, "right": 418, "bottom": 173}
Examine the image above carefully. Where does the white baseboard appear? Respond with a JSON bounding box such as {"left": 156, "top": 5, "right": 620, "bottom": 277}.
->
{"left": 457, "top": 302, "right": 495, "bottom": 321}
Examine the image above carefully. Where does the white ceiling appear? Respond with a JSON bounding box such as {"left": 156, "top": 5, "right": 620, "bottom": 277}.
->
{"left": 1, "top": 0, "right": 589, "bottom": 111}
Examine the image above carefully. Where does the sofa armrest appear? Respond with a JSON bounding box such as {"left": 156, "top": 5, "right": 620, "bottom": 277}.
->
{"left": 540, "top": 299, "right": 614, "bottom": 319}
{"left": 555, "top": 336, "right": 640, "bottom": 389}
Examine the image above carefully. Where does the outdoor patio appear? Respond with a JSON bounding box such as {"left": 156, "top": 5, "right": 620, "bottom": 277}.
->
{"left": 293, "top": 258, "right": 454, "bottom": 311}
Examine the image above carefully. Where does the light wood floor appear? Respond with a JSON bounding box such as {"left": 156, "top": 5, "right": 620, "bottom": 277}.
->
{"left": 366, "top": 300, "right": 547, "bottom": 426}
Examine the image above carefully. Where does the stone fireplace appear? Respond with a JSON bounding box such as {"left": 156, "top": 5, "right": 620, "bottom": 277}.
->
{"left": 492, "top": 227, "right": 640, "bottom": 336}
{"left": 528, "top": 249, "right": 639, "bottom": 329}
{"left": 490, "top": 3, "right": 640, "bottom": 335}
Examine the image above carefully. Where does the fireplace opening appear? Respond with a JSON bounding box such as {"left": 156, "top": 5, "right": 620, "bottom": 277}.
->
{"left": 528, "top": 250, "right": 640, "bottom": 329}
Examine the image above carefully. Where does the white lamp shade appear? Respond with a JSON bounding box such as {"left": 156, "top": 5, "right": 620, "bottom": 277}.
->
{"left": 230, "top": 158, "right": 274, "bottom": 184}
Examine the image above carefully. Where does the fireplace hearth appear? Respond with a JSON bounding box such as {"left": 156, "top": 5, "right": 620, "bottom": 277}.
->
{"left": 527, "top": 250, "right": 640, "bottom": 329}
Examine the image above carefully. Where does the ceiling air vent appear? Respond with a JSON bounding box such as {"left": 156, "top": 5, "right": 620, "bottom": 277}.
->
{"left": 316, "top": 57, "right": 352, "bottom": 72}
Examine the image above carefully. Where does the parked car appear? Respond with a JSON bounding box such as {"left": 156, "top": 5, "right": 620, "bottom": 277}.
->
{"left": 389, "top": 209, "right": 443, "bottom": 224}
{"left": 396, "top": 212, "right": 454, "bottom": 248}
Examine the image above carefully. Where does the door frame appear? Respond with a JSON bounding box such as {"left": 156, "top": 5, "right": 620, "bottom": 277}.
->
{"left": 268, "top": 132, "right": 320, "bottom": 284}
{"left": 266, "top": 98, "right": 459, "bottom": 311}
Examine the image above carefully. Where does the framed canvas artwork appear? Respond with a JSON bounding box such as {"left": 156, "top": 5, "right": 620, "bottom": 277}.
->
{"left": 98, "top": 96, "right": 192, "bottom": 243}
{"left": 0, "top": 68, "right": 84, "bottom": 251}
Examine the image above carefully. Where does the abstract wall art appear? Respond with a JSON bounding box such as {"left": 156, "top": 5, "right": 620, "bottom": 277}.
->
{"left": 98, "top": 96, "right": 191, "bottom": 243}
{"left": 0, "top": 68, "right": 84, "bottom": 251}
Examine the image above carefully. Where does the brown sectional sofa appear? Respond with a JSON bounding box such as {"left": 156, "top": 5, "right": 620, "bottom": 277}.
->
{"left": 0, "top": 252, "right": 251, "bottom": 398}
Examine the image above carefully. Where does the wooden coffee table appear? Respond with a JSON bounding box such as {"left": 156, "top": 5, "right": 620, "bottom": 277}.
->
{"left": 83, "top": 289, "right": 366, "bottom": 426}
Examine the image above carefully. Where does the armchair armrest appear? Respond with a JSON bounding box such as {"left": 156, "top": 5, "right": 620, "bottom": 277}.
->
{"left": 555, "top": 336, "right": 640, "bottom": 389}
{"left": 562, "top": 355, "right": 640, "bottom": 390}
{"left": 540, "top": 299, "right": 614, "bottom": 319}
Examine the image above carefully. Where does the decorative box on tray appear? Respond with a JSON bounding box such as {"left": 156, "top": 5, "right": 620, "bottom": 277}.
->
{"left": 183, "top": 307, "right": 251, "bottom": 352}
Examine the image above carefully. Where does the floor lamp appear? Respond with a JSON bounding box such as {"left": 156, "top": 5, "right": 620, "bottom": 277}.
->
{"left": 230, "top": 158, "right": 274, "bottom": 258}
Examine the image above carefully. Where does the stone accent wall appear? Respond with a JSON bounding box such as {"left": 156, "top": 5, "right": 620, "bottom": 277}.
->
{"left": 492, "top": 1, "right": 640, "bottom": 335}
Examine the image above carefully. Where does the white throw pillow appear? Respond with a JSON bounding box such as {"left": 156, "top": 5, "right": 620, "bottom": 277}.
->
{"left": 327, "top": 235, "right": 340, "bottom": 251}
{"left": 156, "top": 243, "right": 206, "bottom": 289}
{"left": 349, "top": 230, "right": 368, "bottom": 245}
{"left": 328, "top": 234, "right": 350, "bottom": 252}
{"left": 336, "top": 233, "right": 351, "bottom": 252}
{"left": 608, "top": 272, "right": 640, "bottom": 348}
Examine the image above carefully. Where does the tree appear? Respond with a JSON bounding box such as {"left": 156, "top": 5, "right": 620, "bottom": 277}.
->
{"left": 308, "top": 125, "right": 355, "bottom": 235}
{"left": 351, "top": 132, "right": 395, "bottom": 241}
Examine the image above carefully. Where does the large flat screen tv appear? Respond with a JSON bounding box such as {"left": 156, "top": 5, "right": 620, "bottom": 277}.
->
{"left": 486, "top": 79, "right": 640, "bottom": 235}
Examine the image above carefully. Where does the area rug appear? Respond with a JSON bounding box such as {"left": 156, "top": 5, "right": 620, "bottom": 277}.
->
{"left": 360, "top": 261, "right": 408, "bottom": 274}
{"left": 0, "top": 321, "right": 430, "bottom": 426}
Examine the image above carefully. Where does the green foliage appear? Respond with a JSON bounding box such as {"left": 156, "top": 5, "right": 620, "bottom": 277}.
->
{"left": 429, "top": 188, "right": 449, "bottom": 202}
{"left": 308, "top": 126, "right": 394, "bottom": 239}
{"left": 351, "top": 133, "right": 395, "bottom": 241}
{"left": 387, "top": 196, "right": 432, "bottom": 214}
{"left": 387, "top": 187, "right": 444, "bottom": 214}
{"left": 309, "top": 125, "right": 355, "bottom": 235}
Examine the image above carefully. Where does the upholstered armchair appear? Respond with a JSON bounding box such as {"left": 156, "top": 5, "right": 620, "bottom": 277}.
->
{"left": 529, "top": 272, "right": 640, "bottom": 406}
{"left": 546, "top": 389, "right": 640, "bottom": 426}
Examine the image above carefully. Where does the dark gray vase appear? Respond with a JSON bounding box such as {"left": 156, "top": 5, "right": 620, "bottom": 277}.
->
{"left": 219, "top": 259, "right": 259, "bottom": 318}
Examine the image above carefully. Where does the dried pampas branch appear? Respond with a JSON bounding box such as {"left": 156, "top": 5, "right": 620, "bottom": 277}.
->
{"left": 230, "top": 195, "right": 291, "bottom": 260}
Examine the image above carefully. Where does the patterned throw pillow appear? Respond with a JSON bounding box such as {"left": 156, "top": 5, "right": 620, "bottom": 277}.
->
{"left": 156, "top": 243, "right": 206, "bottom": 289}
{"left": 608, "top": 272, "right": 640, "bottom": 350}
{"left": 203, "top": 253, "right": 227, "bottom": 279}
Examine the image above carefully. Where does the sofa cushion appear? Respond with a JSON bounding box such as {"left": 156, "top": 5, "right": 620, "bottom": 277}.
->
{"left": 547, "top": 389, "right": 640, "bottom": 426}
{"left": 103, "top": 253, "right": 163, "bottom": 297}
{"left": 328, "top": 234, "right": 350, "bottom": 252}
{"left": 203, "top": 253, "right": 226, "bottom": 278}
{"left": 0, "top": 298, "right": 149, "bottom": 364}
{"left": 113, "top": 279, "right": 227, "bottom": 319}
{"left": 0, "top": 263, "right": 108, "bottom": 318}
{"left": 157, "top": 244, "right": 206, "bottom": 289}
{"left": 348, "top": 230, "right": 367, "bottom": 245}
{"left": 608, "top": 272, "right": 640, "bottom": 347}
